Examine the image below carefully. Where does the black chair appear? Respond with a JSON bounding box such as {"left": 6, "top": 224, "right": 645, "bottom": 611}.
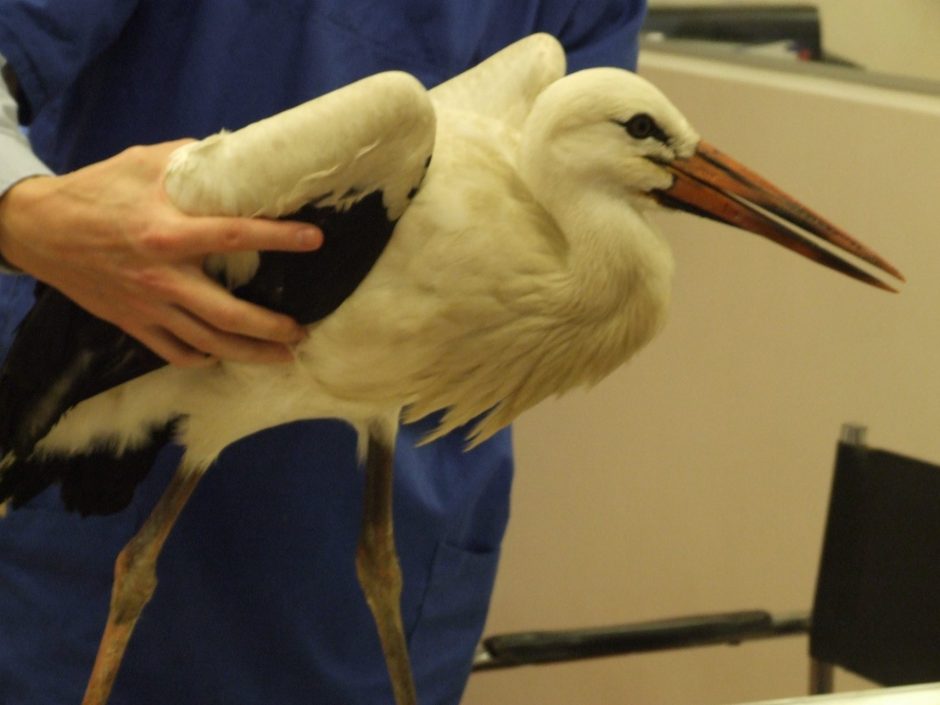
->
{"left": 473, "top": 424, "right": 940, "bottom": 694}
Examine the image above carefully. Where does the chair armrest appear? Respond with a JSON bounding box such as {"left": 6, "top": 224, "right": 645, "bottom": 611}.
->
{"left": 472, "top": 609, "right": 809, "bottom": 671}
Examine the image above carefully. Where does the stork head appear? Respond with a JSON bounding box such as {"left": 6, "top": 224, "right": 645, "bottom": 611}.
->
{"left": 521, "top": 67, "right": 902, "bottom": 290}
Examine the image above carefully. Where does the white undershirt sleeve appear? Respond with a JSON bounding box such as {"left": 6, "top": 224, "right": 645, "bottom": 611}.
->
{"left": 0, "top": 53, "right": 52, "bottom": 194}
{"left": 0, "top": 52, "right": 52, "bottom": 273}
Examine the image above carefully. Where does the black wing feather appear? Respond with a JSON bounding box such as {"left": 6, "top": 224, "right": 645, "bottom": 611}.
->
{"left": 0, "top": 423, "right": 176, "bottom": 515}
{"left": 0, "top": 190, "right": 398, "bottom": 514}
{"left": 0, "top": 284, "right": 164, "bottom": 457}
{"left": 234, "top": 191, "right": 395, "bottom": 322}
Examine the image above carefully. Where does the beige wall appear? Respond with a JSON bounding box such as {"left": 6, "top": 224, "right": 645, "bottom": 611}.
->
{"left": 463, "top": 52, "right": 940, "bottom": 705}
{"left": 647, "top": 0, "right": 940, "bottom": 84}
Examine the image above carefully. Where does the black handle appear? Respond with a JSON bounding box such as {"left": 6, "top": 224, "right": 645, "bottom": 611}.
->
{"left": 474, "top": 610, "right": 809, "bottom": 671}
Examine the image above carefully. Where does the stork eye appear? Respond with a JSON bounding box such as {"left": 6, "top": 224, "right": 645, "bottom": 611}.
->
{"left": 625, "top": 114, "right": 656, "bottom": 140}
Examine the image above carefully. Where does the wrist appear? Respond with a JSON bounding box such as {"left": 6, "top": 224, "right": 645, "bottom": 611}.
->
{"left": 0, "top": 174, "right": 53, "bottom": 272}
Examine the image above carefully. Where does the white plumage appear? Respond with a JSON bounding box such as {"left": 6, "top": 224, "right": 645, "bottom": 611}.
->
{"left": 0, "top": 34, "right": 900, "bottom": 705}
{"left": 31, "top": 37, "right": 684, "bottom": 467}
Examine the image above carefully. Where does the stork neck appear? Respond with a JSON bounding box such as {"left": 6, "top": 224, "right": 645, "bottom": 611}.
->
{"left": 518, "top": 166, "right": 674, "bottom": 386}
{"left": 526, "top": 160, "right": 673, "bottom": 316}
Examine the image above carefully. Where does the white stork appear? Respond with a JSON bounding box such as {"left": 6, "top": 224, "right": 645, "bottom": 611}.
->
{"left": 0, "top": 34, "right": 901, "bottom": 705}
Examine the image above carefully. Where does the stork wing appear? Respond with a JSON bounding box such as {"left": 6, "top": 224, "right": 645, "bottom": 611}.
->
{"left": 166, "top": 71, "right": 435, "bottom": 322}
{"left": 430, "top": 33, "right": 565, "bottom": 130}
{"left": 0, "top": 72, "right": 436, "bottom": 458}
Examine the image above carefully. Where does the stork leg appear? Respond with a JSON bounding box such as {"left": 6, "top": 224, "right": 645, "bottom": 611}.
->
{"left": 81, "top": 464, "right": 203, "bottom": 705}
{"left": 356, "top": 432, "right": 418, "bottom": 705}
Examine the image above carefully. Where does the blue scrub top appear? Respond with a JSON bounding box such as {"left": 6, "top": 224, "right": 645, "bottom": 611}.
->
{"left": 0, "top": 2, "right": 646, "bottom": 704}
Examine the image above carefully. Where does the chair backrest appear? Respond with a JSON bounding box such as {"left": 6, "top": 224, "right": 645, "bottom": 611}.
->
{"left": 810, "top": 431, "right": 940, "bottom": 686}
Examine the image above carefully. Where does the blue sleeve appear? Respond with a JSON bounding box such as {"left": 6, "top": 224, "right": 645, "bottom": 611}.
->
{"left": 0, "top": 0, "right": 141, "bottom": 120}
{"left": 558, "top": 0, "right": 648, "bottom": 71}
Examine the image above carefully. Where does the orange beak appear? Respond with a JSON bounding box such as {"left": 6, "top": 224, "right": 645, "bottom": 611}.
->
{"left": 653, "top": 141, "right": 904, "bottom": 292}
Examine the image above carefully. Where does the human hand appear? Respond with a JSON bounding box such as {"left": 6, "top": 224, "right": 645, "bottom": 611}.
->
{"left": 0, "top": 140, "right": 323, "bottom": 366}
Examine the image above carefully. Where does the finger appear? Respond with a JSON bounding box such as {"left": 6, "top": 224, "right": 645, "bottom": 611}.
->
{"left": 42, "top": 273, "right": 217, "bottom": 368}
{"left": 160, "top": 304, "right": 298, "bottom": 364}
{"left": 146, "top": 215, "right": 323, "bottom": 259}
{"left": 127, "top": 324, "right": 218, "bottom": 368}
{"left": 127, "top": 262, "right": 306, "bottom": 345}
{"left": 150, "top": 138, "right": 197, "bottom": 158}
{"left": 168, "top": 268, "right": 307, "bottom": 345}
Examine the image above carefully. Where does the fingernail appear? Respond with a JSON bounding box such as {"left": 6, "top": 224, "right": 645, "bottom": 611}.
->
{"left": 291, "top": 325, "right": 308, "bottom": 344}
{"left": 298, "top": 228, "right": 323, "bottom": 249}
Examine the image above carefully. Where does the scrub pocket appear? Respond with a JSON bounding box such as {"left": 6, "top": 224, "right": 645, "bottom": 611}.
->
{"left": 408, "top": 540, "right": 500, "bottom": 705}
